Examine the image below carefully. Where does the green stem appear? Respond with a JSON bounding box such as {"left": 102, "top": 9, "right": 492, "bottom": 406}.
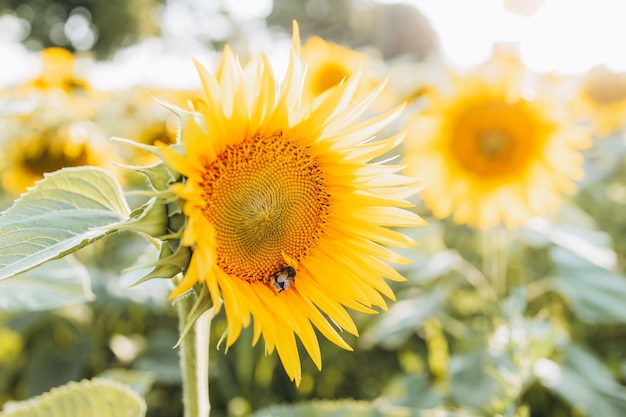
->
{"left": 482, "top": 226, "right": 508, "bottom": 298}
{"left": 177, "top": 292, "right": 212, "bottom": 417}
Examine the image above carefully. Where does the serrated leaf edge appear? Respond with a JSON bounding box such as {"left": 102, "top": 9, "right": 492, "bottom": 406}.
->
{"left": 0, "top": 378, "right": 147, "bottom": 417}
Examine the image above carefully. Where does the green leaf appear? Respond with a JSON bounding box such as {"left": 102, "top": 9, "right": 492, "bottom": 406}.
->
{"left": 536, "top": 345, "right": 626, "bottom": 417}
{"left": 0, "top": 378, "right": 146, "bottom": 417}
{"left": 449, "top": 349, "right": 507, "bottom": 410}
{"left": 96, "top": 369, "right": 156, "bottom": 397}
{"left": 523, "top": 203, "right": 616, "bottom": 270}
{"left": 120, "top": 161, "right": 177, "bottom": 191}
{"left": 0, "top": 256, "right": 93, "bottom": 312}
{"left": 579, "top": 133, "right": 626, "bottom": 187}
{"left": 549, "top": 247, "right": 626, "bottom": 323}
{"left": 0, "top": 167, "right": 130, "bottom": 281}
{"left": 380, "top": 374, "right": 442, "bottom": 410}
{"left": 360, "top": 287, "right": 448, "bottom": 349}
{"left": 405, "top": 250, "right": 461, "bottom": 285}
{"left": 252, "top": 399, "right": 400, "bottom": 417}
{"left": 253, "top": 400, "right": 481, "bottom": 417}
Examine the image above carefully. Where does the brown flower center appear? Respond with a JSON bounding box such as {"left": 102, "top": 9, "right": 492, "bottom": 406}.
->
{"left": 451, "top": 101, "right": 540, "bottom": 177}
{"left": 22, "top": 133, "right": 91, "bottom": 174}
{"left": 199, "top": 132, "right": 330, "bottom": 285}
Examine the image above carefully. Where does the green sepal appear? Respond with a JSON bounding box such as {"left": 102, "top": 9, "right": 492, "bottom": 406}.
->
{"left": 114, "top": 197, "right": 169, "bottom": 239}
{"left": 118, "top": 161, "right": 179, "bottom": 191}
{"left": 150, "top": 95, "right": 200, "bottom": 121}
{"left": 124, "top": 242, "right": 190, "bottom": 288}
{"left": 111, "top": 137, "right": 185, "bottom": 179}
{"left": 167, "top": 210, "right": 185, "bottom": 235}
{"left": 174, "top": 286, "right": 214, "bottom": 348}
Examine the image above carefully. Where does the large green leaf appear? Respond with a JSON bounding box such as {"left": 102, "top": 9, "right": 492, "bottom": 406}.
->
{"left": 522, "top": 203, "right": 616, "bottom": 270}
{"left": 380, "top": 374, "right": 442, "bottom": 410}
{"left": 0, "top": 378, "right": 146, "bottom": 417}
{"left": 0, "top": 256, "right": 93, "bottom": 312}
{"left": 536, "top": 345, "right": 626, "bottom": 417}
{"left": 549, "top": 247, "right": 626, "bottom": 324}
{"left": 0, "top": 167, "right": 130, "bottom": 281}
{"left": 96, "top": 369, "right": 156, "bottom": 396}
{"left": 360, "top": 287, "right": 448, "bottom": 349}
{"left": 449, "top": 349, "right": 506, "bottom": 410}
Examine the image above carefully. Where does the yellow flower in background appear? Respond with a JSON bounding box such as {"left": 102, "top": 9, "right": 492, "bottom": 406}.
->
{"left": 575, "top": 65, "right": 626, "bottom": 136}
{"left": 1, "top": 115, "right": 118, "bottom": 195}
{"left": 159, "top": 23, "right": 424, "bottom": 384}
{"left": 300, "top": 35, "right": 395, "bottom": 108}
{"left": 403, "top": 53, "right": 590, "bottom": 229}
{"left": 6, "top": 47, "right": 109, "bottom": 121}
{"left": 28, "top": 47, "right": 90, "bottom": 95}
{"left": 0, "top": 47, "right": 122, "bottom": 195}
{"left": 106, "top": 87, "right": 201, "bottom": 167}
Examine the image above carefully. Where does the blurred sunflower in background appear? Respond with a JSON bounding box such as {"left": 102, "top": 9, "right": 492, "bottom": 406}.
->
{"left": 403, "top": 52, "right": 590, "bottom": 229}
{"left": 574, "top": 65, "right": 626, "bottom": 136}
{"left": 102, "top": 87, "right": 201, "bottom": 168}
{"left": 9, "top": 47, "right": 108, "bottom": 117}
{"left": 0, "top": 47, "right": 119, "bottom": 195}
{"left": 24, "top": 47, "right": 89, "bottom": 94}
{"left": 300, "top": 35, "right": 395, "bottom": 109}
{"left": 159, "top": 23, "right": 424, "bottom": 384}
{"left": 0, "top": 109, "right": 118, "bottom": 195}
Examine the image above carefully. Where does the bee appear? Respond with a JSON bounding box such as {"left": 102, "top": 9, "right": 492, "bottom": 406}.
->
{"left": 271, "top": 265, "right": 296, "bottom": 293}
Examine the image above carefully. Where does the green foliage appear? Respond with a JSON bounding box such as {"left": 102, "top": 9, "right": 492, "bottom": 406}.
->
{"left": 536, "top": 345, "right": 626, "bottom": 417}
{"left": 549, "top": 247, "right": 626, "bottom": 323}
{"left": 361, "top": 287, "right": 448, "bottom": 350}
{"left": 0, "top": 256, "right": 93, "bottom": 312}
{"left": 253, "top": 399, "right": 485, "bottom": 417}
{"left": 252, "top": 399, "right": 402, "bottom": 417}
{"left": 356, "top": 195, "right": 626, "bottom": 417}
{"left": 97, "top": 368, "right": 156, "bottom": 397}
{"left": 0, "top": 378, "right": 146, "bottom": 417}
{"left": 0, "top": 167, "right": 130, "bottom": 281}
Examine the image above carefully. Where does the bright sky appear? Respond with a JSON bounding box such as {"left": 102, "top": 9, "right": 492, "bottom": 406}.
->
{"left": 400, "top": 0, "right": 626, "bottom": 73}
{"left": 2, "top": 0, "right": 626, "bottom": 89}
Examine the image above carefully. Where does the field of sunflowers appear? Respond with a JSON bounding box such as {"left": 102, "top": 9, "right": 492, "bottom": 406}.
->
{"left": 1, "top": 1, "right": 625, "bottom": 417}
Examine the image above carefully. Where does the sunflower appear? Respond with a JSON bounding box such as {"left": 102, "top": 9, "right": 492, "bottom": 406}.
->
{"left": 574, "top": 65, "right": 626, "bottom": 136}
{"left": 1, "top": 114, "right": 118, "bottom": 195}
{"left": 158, "top": 23, "right": 424, "bottom": 384}
{"left": 403, "top": 54, "right": 590, "bottom": 229}
{"left": 300, "top": 35, "right": 394, "bottom": 108}
{"left": 8, "top": 47, "right": 108, "bottom": 121}
{"left": 27, "top": 47, "right": 90, "bottom": 95}
{"left": 107, "top": 87, "right": 201, "bottom": 167}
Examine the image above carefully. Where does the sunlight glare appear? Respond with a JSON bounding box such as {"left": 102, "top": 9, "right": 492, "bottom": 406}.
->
{"left": 395, "top": 0, "right": 626, "bottom": 73}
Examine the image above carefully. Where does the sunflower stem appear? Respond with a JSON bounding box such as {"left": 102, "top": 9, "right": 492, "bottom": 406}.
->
{"left": 482, "top": 226, "right": 508, "bottom": 299}
{"left": 177, "top": 291, "right": 212, "bottom": 417}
